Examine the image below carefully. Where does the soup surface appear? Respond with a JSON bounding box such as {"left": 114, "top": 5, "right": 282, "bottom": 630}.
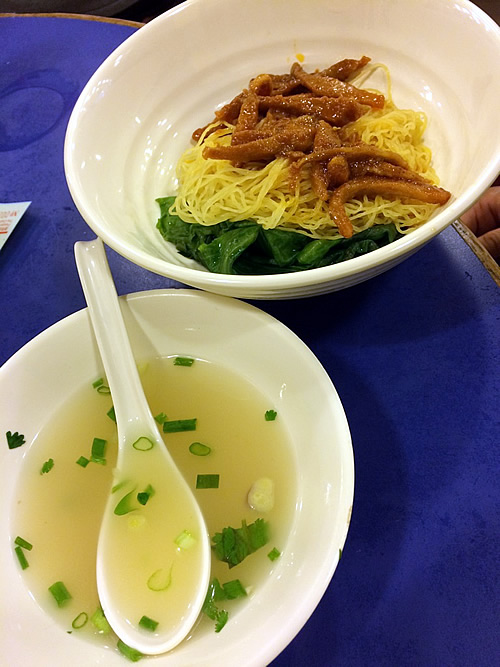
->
{"left": 12, "top": 356, "right": 296, "bottom": 654}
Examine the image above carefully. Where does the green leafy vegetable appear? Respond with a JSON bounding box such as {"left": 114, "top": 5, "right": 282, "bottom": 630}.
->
{"left": 40, "top": 458, "right": 54, "bottom": 474}
{"left": 222, "top": 579, "right": 247, "bottom": 599}
{"left": 156, "top": 196, "right": 402, "bottom": 275}
{"left": 265, "top": 409, "right": 277, "bottom": 421}
{"left": 137, "top": 484, "right": 155, "bottom": 506}
{"left": 202, "top": 577, "right": 247, "bottom": 632}
{"left": 196, "top": 474, "right": 219, "bottom": 489}
{"left": 6, "top": 431, "right": 25, "bottom": 449}
{"left": 163, "top": 418, "right": 197, "bottom": 433}
{"left": 212, "top": 518, "right": 269, "bottom": 568}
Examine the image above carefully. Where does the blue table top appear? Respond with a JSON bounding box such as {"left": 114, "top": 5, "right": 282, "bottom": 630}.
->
{"left": 1, "top": 14, "right": 499, "bottom": 667}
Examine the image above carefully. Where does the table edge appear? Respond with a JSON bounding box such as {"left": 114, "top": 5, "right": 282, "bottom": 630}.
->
{"left": 453, "top": 219, "right": 500, "bottom": 287}
{"left": 0, "top": 11, "right": 144, "bottom": 29}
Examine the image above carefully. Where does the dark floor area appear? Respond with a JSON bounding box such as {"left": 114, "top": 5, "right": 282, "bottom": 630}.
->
{"left": 115, "top": 0, "right": 499, "bottom": 25}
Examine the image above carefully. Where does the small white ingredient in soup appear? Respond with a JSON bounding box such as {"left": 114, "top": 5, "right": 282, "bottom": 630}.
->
{"left": 247, "top": 477, "right": 275, "bottom": 512}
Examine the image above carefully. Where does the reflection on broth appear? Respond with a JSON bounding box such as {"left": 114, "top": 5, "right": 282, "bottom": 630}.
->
{"left": 13, "top": 357, "right": 296, "bottom": 655}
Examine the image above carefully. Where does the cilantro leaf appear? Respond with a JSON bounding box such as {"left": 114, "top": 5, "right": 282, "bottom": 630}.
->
{"left": 211, "top": 518, "right": 269, "bottom": 568}
{"left": 6, "top": 431, "right": 25, "bottom": 449}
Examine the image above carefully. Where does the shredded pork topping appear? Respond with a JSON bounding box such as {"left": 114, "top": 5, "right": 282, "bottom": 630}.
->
{"left": 193, "top": 56, "right": 451, "bottom": 237}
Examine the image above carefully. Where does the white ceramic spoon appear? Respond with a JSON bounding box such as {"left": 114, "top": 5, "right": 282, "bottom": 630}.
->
{"left": 74, "top": 238, "right": 210, "bottom": 656}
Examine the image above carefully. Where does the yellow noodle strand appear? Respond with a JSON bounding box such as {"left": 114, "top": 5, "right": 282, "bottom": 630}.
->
{"left": 171, "top": 68, "right": 440, "bottom": 240}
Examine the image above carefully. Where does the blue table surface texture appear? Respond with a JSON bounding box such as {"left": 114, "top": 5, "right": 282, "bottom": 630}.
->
{"left": 1, "top": 15, "right": 499, "bottom": 667}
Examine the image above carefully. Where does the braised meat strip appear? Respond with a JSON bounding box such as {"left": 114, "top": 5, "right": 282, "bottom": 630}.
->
{"left": 193, "top": 57, "right": 451, "bottom": 237}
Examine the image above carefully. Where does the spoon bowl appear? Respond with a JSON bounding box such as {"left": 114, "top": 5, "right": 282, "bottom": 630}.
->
{"left": 74, "top": 238, "right": 210, "bottom": 655}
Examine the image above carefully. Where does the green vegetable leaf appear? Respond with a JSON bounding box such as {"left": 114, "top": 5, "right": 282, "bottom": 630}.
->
{"left": 6, "top": 431, "right": 25, "bottom": 449}
{"left": 156, "top": 198, "right": 402, "bottom": 275}
{"left": 211, "top": 518, "right": 269, "bottom": 568}
{"left": 198, "top": 225, "right": 260, "bottom": 273}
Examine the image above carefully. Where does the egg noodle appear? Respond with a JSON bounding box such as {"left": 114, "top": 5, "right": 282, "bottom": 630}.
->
{"left": 171, "top": 64, "right": 440, "bottom": 240}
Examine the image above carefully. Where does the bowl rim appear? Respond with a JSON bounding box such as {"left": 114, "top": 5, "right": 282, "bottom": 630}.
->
{"left": 63, "top": 0, "right": 500, "bottom": 293}
{"left": 0, "top": 287, "right": 354, "bottom": 666}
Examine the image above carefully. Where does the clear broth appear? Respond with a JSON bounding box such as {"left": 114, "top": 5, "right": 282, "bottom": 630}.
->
{"left": 12, "top": 357, "right": 296, "bottom": 652}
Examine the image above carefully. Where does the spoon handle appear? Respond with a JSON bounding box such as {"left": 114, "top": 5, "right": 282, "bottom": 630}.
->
{"left": 74, "top": 238, "right": 155, "bottom": 444}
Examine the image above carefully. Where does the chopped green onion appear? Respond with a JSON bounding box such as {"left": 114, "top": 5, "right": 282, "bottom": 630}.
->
{"left": 92, "top": 377, "right": 104, "bottom": 388}
{"left": 111, "top": 479, "right": 127, "bottom": 493}
{"left": 14, "top": 546, "right": 29, "bottom": 570}
{"left": 175, "top": 530, "right": 196, "bottom": 550}
{"left": 196, "top": 474, "right": 219, "bottom": 489}
{"left": 215, "top": 610, "right": 229, "bottom": 633}
{"left": 91, "top": 437, "right": 107, "bottom": 464}
{"left": 137, "top": 484, "right": 155, "bottom": 506}
{"left": 212, "top": 518, "right": 269, "bottom": 568}
{"left": 90, "top": 607, "right": 111, "bottom": 634}
{"left": 147, "top": 565, "right": 172, "bottom": 591}
{"left": 76, "top": 455, "right": 90, "bottom": 468}
{"left": 14, "top": 536, "right": 33, "bottom": 550}
{"left": 222, "top": 579, "right": 247, "bottom": 599}
{"left": 339, "top": 548, "right": 343, "bottom": 560}
{"left": 268, "top": 547, "right": 281, "bottom": 561}
{"left": 117, "top": 639, "right": 144, "bottom": 662}
{"left": 154, "top": 412, "right": 168, "bottom": 424}
{"left": 6, "top": 431, "right": 25, "bottom": 449}
{"left": 173, "top": 356, "right": 195, "bottom": 366}
{"left": 265, "top": 409, "right": 277, "bottom": 421}
{"left": 40, "top": 458, "right": 54, "bottom": 474}
{"left": 163, "top": 418, "right": 197, "bottom": 433}
{"left": 71, "top": 612, "right": 88, "bottom": 629}
{"left": 114, "top": 489, "right": 137, "bottom": 515}
{"left": 96, "top": 385, "right": 111, "bottom": 395}
{"left": 107, "top": 405, "right": 116, "bottom": 422}
{"left": 139, "top": 615, "right": 158, "bottom": 632}
{"left": 49, "top": 581, "right": 72, "bottom": 607}
{"left": 189, "top": 442, "right": 211, "bottom": 456}
{"left": 132, "top": 436, "right": 154, "bottom": 451}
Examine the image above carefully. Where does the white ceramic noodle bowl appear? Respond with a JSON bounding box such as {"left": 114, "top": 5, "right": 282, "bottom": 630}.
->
{"left": 64, "top": 0, "right": 500, "bottom": 299}
{"left": 74, "top": 238, "right": 210, "bottom": 655}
